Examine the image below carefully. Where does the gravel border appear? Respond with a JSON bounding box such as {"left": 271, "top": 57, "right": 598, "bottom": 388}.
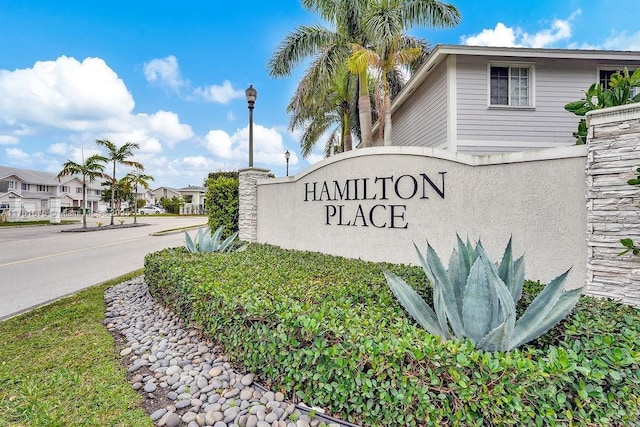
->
{"left": 104, "top": 278, "right": 359, "bottom": 427}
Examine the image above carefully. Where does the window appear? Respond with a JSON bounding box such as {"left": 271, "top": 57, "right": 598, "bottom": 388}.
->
{"left": 489, "top": 64, "right": 534, "bottom": 107}
{"left": 76, "top": 187, "right": 83, "bottom": 194}
{"left": 60, "top": 185, "right": 70, "bottom": 193}
{"left": 21, "top": 183, "right": 29, "bottom": 191}
{"left": 599, "top": 68, "right": 639, "bottom": 97}
{"left": 36, "top": 185, "right": 47, "bottom": 192}
{"left": 7, "top": 180, "right": 15, "bottom": 190}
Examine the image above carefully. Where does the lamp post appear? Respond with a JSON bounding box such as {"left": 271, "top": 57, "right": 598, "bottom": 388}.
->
{"left": 285, "top": 150, "right": 290, "bottom": 176}
{"left": 245, "top": 84, "right": 257, "bottom": 167}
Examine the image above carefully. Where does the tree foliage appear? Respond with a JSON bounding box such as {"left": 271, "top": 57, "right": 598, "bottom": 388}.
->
{"left": 205, "top": 176, "right": 239, "bottom": 238}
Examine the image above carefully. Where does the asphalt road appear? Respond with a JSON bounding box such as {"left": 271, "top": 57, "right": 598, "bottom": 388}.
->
{"left": 0, "top": 216, "right": 207, "bottom": 321}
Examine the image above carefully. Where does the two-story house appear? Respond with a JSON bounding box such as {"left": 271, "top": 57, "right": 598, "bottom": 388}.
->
{"left": 0, "top": 165, "right": 106, "bottom": 215}
{"left": 374, "top": 45, "right": 640, "bottom": 153}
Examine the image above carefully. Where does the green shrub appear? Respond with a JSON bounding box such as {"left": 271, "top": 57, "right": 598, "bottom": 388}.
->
{"left": 205, "top": 175, "right": 238, "bottom": 237}
{"left": 144, "top": 244, "right": 640, "bottom": 427}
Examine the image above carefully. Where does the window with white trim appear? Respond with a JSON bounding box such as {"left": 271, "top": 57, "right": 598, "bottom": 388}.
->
{"left": 36, "top": 185, "right": 47, "bottom": 192}
{"left": 489, "top": 64, "right": 533, "bottom": 107}
{"left": 60, "top": 185, "right": 70, "bottom": 193}
{"left": 599, "top": 68, "right": 639, "bottom": 97}
{"left": 76, "top": 187, "right": 83, "bottom": 194}
{"left": 21, "top": 183, "right": 28, "bottom": 191}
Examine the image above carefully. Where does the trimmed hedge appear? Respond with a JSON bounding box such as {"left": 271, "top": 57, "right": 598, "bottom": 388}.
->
{"left": 205, "top": 176, "right": 239, "bottom": 236}
{"left": 144, "top": 244, "right": 640, "bottom": 426}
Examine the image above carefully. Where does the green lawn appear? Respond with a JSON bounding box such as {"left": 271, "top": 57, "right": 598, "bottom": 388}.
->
{"left": 0, "top": 271, "right": 151, "bottom": 427}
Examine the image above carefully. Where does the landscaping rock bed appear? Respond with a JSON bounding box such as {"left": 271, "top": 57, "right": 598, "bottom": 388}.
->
{"left": 104, "top": 278, "right": 355, "bottom": 427}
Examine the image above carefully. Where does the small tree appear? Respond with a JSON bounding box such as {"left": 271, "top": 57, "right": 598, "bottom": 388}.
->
{"left": 122, "top": 169, "right": 154, "bottom": 224}
{"left": 57, "top": 154, "right": 108, "bottom": 229}
{"left": 160, "top": 196, "right": 184, "bottom": 214}
{"left": 206, "top": 175, "right": 239, "bottom": 238}
{"left": 96, "top": 139, "right": 143, "bottom": 225}
{"left": 565, "top": 68, "right": 640, "bottom": 144}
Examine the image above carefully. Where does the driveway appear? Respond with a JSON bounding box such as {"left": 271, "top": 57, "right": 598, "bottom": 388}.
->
{"left": 0, "top": 216, "right": 207, "bottom": 321}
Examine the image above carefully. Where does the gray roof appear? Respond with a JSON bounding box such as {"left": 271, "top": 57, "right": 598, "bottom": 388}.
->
{"left": 0, "top": 165, "right": 105, "bottom": 189}
{"left": 0, "top": 165, "right": 59, "bottom": 185}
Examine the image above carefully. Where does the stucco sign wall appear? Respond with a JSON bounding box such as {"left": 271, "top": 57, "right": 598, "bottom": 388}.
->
{"left": 255, "top": 146, "right": 588, "bottom": 290}
{"left": 303, "top": 172, "right": 446, "bottom": 229}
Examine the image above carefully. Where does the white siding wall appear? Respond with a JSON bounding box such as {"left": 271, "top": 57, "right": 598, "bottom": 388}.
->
{"left": 456, "top": 56, "right": 640, "bottom": 153}
{"left": 389, "top": 60, "right": 448, "bottom": 147}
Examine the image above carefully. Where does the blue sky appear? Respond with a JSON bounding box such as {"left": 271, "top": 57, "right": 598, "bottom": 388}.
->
{"left": 1, "top": 0, "right": 639, "bottom": 188}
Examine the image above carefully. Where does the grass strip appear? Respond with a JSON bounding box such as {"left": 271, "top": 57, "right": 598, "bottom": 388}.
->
{"left": 0, "top": 270, "right": 151, "bottom": 427}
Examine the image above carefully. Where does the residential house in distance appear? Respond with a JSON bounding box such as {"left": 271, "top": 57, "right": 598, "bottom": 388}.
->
{"left": 0, "top": 165, "right": 106, "bottom": 215}
{"left": 151, "top": 185, "right": 206, "bottom": 214}
{"left": 374, "top": 45, "right": 640, "bottom": 153}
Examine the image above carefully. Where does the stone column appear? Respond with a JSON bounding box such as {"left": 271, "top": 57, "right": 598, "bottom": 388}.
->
{"left": 585, "top": 104, "right": 640, "bottom": 307}
{"left": 239, "top": 167, "right": 270, "bottom": 242}
{"left": 49, "top": 197, "right": 61, "bottom": 224}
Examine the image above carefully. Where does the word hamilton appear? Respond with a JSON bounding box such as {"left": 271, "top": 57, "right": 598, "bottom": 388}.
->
{"left": 304, "top": 173, "right": 446, "bottom": 229}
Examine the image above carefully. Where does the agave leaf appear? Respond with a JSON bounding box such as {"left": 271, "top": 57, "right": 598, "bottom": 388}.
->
{"left": 185, "top": 229, "right": 197, "bottom": 253}
{"left": 414, "top": 242, "right": 450, "bottom": 334}
{"left": 462, "top": 258, "right": 493, "bottom": 343}
{"left": 383, "top": 270, "right": 446, "bottom": 338}
{"left": 497, "top": 237, "right": 526, "bottom": 303}
{"left": 424, "top": 242, "right": 465, "bottom": 338}
{"left": 511, "top": 270, "right": 571, "bottom": 347}
{"left": 195, "top": 227, "right": 204, "bottom": 251}
{"left": 220, "top": 231, "right": 239, "bottom": 252}
{"left": 433, "top": 282, "right": 452, "bottom": 340}
{"left": 511, "top": 273, "right": 582, "bottom": 349}
{"left": 477, "top": 321, "right": 510, "bottom": 352}
{"left": 210, "top": 226, "right": 224, "bottom": 250}
{"left": 477, "top": 245, "right": 516, "bottom": 335}
{"left": 448, "top": 247, "right": 464, "bottom": 310}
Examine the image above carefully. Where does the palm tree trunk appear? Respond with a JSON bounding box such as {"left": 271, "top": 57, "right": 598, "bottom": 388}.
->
{"left": 133, "top": 183, "right": 138, "bottom": 224}
{"left": 383, "top": 91, "right": 392, "bottom": 146}
{"left": 110, "top": 161, "right": 116, "bottom": 225}
{"left": 343, "top": 109, "right": 352, "bottom": 151}
{"left": 82, "top": 180, "right": 87, "bottom": 229}
{"left": 358, "top": 71, "right": 373, "bottom": 148}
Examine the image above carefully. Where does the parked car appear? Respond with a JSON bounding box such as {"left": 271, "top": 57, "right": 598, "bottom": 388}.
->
{"left": 139, "top": 206, "right": 164, "bottom": 214}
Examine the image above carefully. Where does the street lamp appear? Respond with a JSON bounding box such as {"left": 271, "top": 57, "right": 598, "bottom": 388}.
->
{"left": 245, "top": 84, "right": 257, "bottom": 167}
{"left": 285, "top": 150, "right": 290, "bottom": 176}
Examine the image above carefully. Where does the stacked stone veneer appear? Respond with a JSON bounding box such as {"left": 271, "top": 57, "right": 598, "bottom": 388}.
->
{"left": 239, "top": 167, "right": 270, "bottom": 243}
{"left": 586, "top": 104, "right": 640, "bottom": 306}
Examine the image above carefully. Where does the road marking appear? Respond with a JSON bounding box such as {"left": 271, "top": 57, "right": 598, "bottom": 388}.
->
{"left": 0, "top": 237, "right": 142, "bottom": 267}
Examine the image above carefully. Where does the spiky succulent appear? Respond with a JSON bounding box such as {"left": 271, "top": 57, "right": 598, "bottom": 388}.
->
{"left": 184, "top": 226, "right": 245, "bottom": 253}
{"left": 384, "top": 236, "right": 583, "bottom": 351}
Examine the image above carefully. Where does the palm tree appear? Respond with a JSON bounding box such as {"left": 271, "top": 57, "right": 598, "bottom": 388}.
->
{"left": 269, "top": 0, "right": 374, "bottom": 148}
{"left": 288, "top": 63, "right": 357, "bottom": 157}
{"left": 96, "top": 139, "right": 143, "bottom": 225}
{"left": 57, "top": 153, "right": 108, "bottom": 229}
{"left": 122, "top": 169, "right": 154, "bottom": 224}
{"left": 362, "top": 0, "right": 459, "bottom": 145}
{"left": 269, "top": 0, "right": 460, "bottom": 149}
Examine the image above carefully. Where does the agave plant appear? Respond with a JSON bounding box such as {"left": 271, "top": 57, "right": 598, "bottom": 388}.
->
{"left": 384, "top": 236, "right": 583, "bottom": 351}
{"left": 184, "top": 226, "right": 245, "bottom": 253}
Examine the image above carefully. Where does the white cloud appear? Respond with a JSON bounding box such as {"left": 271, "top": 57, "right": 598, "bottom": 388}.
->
{"left": 6, "top": 147, "right": 29, "bottom": 161}
{"left": 461, "top": 10, "right": 579, "bottom": 48}
{"left": 226, "top": 111, "right": 236, "bottom": 122}
{"left": 601, "top": 30, "right": 640, "bottom": 51}
{"left": 0, "top": 56, "right": 195, "bottom": 165}
{"left": 143, "top": 55, "right": 185, "bottom": 91}
{"left": 0, "top": 135, "right": 18, "bottom": 145}
{"left": 144, "top": 55, "right": 244, "bottom": 104}
{"left": 0, "top": 56, "right": 134, "bottom": 132}
{"left": 462, "top": 23, "right": 520, "bottom": 47}
{"left": 203, "top": 124, "right": 293, "bottom": 167}
{"left": 194, "top": 80, "right": 245, "bottom": 104}
{"left": 522, "top": 19, "right": 572, "bottom": 48}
